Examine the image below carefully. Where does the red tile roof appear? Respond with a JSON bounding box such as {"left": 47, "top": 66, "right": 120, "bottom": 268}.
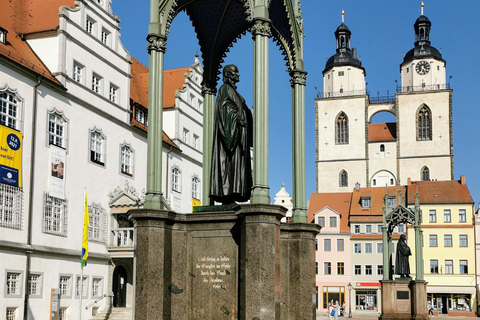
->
{"left": 130, "top": 57, "right": 190, "bottom": 110}
{"left": 307, "top": 192, "right": 352, "bottom": 232}
{"left": 0, "top": 0, "right": 62, "bottom": 84}
{"left": 350, "top": 186, "right": 406, "bottom": 218}
{"left": 21, "top": 0, "right": 77, "bottom": 35}
{"left": 406, "top": 180, "right": 474, "bottom": 205}
{"left": 368, "top": 122, "right": 396, "bottom": 142}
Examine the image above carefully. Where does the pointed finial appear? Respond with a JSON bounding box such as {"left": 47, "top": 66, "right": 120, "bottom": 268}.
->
{"left": 420, "top": 2, "right": 424, "bottom": 15}
{"left": 341, "top": 10, "right": 345, "bottom": 23}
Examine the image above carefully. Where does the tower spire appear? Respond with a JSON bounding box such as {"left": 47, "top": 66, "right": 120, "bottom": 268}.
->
{"left": 420, "top": 2, "right": 424, "bottom": 16}
{"left": 341, "top": 10, "right": 345, "bottom": 23}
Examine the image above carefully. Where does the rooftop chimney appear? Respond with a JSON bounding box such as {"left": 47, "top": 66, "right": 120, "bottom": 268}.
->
{"left": 407, "top": 177, "right": 411, "bottom": 185}
{"left": 460, "top": 175, "right": 466, "bottom": 185}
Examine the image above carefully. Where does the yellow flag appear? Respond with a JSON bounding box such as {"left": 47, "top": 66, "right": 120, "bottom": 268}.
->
{"left": 81, "top": 193, "right": 89, "bottom": 268}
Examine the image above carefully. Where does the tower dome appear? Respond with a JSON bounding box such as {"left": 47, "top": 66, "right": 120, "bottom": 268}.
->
{"left": 323, "top": 11, "right": 364, "bottom": 74}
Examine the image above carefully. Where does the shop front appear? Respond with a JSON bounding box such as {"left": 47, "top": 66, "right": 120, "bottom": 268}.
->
{"left": 427, "top": 287, "right": 476, "bottom": 317}
{"left": 353, "top": 282, "right": 381, "bottom": 312}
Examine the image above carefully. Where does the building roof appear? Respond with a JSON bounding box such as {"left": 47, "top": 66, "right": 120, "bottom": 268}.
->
{"left": 406, "top": 179, "right": 474, "bottom": 205}
{"left": 368, "top": 123, "right": 396, "bottom": 142}
{"left": 350, "top": 186, "right": 406, "bottom": 218}
{"left": 20, "top": 0, "right": 77, "bottom": 35}
{"left": 130, "top": 57, "right": 190, "bottom": 109}
{"left": 307, "top": 192, "right": 352, "bottom": 232}
{"left": 0, "top": 0, "right": 62, "bottom": 84}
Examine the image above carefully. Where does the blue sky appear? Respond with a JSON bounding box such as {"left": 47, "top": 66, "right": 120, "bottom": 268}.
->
{"left": 112, "top": 1, "right": 480, "bottom": 206}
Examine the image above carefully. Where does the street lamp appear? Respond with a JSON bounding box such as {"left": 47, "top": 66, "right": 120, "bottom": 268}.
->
{"left": 348, "top": 282, "right": 352, "bottom": 318}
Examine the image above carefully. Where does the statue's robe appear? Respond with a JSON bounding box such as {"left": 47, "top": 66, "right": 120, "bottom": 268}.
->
{"left": 209, "top": 82, "right": 253, "bottom": 204}
{"left": 395, "top": 238, "right": 412, "bottom": 276}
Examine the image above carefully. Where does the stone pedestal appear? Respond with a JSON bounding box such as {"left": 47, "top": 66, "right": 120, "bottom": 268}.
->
{"left": 129, "top": 204, "right": 319, "bottom": 320}
{"left": 379, "top": 280, "right": 428, "bottom": 320}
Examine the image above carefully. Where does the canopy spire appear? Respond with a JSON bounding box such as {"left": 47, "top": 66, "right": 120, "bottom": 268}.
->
{"left": 341, "top": 10, "right": 345, "bottom": 23}
{"left": 420, "top": 1, "right": 424, "bottom": 15}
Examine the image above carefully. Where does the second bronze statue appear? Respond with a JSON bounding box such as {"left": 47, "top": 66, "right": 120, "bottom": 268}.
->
{"left": 209, "top": 65, "right": 253, "bottom": 204}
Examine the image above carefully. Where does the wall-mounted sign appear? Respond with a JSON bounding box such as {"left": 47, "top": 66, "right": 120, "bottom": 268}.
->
{"left": 0, "top": 126, "right": 22, "bottom": 187}
{"left": 49, "top": 145, "right": 66, "bottom": 199}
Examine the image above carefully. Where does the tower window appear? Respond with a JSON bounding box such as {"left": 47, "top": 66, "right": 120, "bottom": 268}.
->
{"left": 417, "top": 105, "right": 432, "bottom": 141}
{"left": 380, "top": 144, "right": 385, "bottom": 152}
{"left": 339, "top": 170, "right": 348, "bottom": 187}
{"left": 421, "top": 166, "right": 430, "bottom": 181}
{"left": 335, "top": 112, "right": 349, "bottom": 144}
{"left": 338, "top": 71, "right": 344, "bottom": 76}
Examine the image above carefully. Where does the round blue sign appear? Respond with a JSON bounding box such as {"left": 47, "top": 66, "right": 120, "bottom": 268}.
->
{"left": 7, "top": 133, "right": 20, "bottom": 151}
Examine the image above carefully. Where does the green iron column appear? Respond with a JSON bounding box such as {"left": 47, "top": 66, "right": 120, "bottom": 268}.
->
{"left": 250, "top": 19, "right": 271, "bottom": 204}
{"left": 414, "top": 187, "right": 424, "bottom": 280}
{"left": 201, "top": 83, "right": 216, "bottom": 205}
{"left": 382, "top": 199, "right": 390, "bottom": 280}
{"left": 290, "top": 70, "right": 308, "bottom": 223}
{"left": 144, "top": 33, "right": 167, "bottom": 210}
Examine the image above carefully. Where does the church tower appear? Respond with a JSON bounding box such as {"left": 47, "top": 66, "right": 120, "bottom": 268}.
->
{"left": 316, "top": 11, "right": 368, "bottom": 192}
{"left": 396, "top": 2, "right": 453, "bottom": 183}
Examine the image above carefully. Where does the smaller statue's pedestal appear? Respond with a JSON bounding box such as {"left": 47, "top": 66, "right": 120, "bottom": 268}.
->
{"left": 379, "top": 280, "right": 428, "bottom": 320}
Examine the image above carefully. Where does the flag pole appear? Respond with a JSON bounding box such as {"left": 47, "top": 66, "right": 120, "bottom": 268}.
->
{"left": 79, "top": 189, "right": 89, "bottom": 320}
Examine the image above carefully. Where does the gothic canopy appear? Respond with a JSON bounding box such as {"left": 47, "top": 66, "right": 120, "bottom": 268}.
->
{"left": 151, "top": 0, "right": 305, "bottom": 86}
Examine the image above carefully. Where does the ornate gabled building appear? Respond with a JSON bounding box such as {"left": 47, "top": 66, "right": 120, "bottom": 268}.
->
{"left": 0, "top": 0, "right": 203, "bottom": 319}
{"left": 315, "top": 5, "right": 452, "bottom": 193}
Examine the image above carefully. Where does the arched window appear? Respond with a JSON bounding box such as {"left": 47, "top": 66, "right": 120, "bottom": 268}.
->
{"left": 421, "top": 166, "right": 430, "bottom": 181}
{"left": 380, "top": 144, "right": 385, "bottom": 152}
{"left": 192, "top": 176, "right": 200, "bottom": 200}
{"left": 417, "top": 105, "right": 432, "bottom": 141}
{"left": 172, "top": 167, "right": 181, "bottom": 192}
{"left": 335, "top": 112, "right": 349, "bottom": 144}
{"left": 339, "top": 170, "right": 348, "bottom": 187}
{"left": 0, "top": 90, "right": 21, "bottom": 130}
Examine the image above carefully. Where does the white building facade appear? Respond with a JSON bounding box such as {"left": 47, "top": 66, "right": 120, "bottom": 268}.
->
{"left": 0, "top": 1, "right": 203, "bottom": 319}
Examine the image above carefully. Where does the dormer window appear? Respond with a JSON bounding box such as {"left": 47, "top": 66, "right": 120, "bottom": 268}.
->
{"left": 0, "top": 27, "right": 7, "bottom": 44}
{"left": 361, "top": 197, "right": 371, "bottom": 208}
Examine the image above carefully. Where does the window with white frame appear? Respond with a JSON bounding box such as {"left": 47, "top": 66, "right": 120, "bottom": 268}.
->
{"left": 430, "top": 259, "right": 438, "bottom": 274}
{"left": 193, "top": 134, "right": 199, "bottom": 149}
{"left": 377, "top": 225, "right": 383, "bottom": 234}
{"left": 445, "top": 260, "right": 453, "bottom": 274}
{"left": 398, "top": 224, "right": 404, "bottom": 233}
{"left": 109, "top": 84, "right": 118, "bottom": 103}
{"left": 365, "top": 265, "right": 372, "bottom": 275}
{"left": 317, "top": 216, "right": 325, "bottom": 227}
{"left": 42, "top": 193, "right": 68, "bottom": 236}
{"left": 444, "top": 234, "right": 452, "bottom": 247}
{"left": 92, "top": 278, "right": 103, "bottom": 297}
{"left": 354, "top": 265, "right": 361, "bottom": 275}
{"left": 0, "top": 184, "right": 24, "bottom": 230}
{"left": 354, "top": 225, "right": 360, "bottom": 234}
{"left": 59, "top": 308, "right": 68, "bottom": 320}
{"left": 73, "top": 62, "right": 84, "bottom": 83}
{"left": 377, "top": 243, "right": 383, "bottom": 254}
{"left": 428, "top": 209, "right": 436, "bottom": 223}
{"left": 183, "top": 128, "right": 189, "bottom": 144}
{"left": 364, "top": 243, "right": 372, "bottom": 254}
{"left": 86, "top": 16, "right": 95, "bottom": 34}
{"left": 443, "top": 209, "right": 451, "bottom": 222}
{"left": 101, "top": 28, "right": 110, "bottom": 45}
{"left": 366, "top": 225, "right": 372, "bottom": 233}
{"left": 27, "top": 273, "right": 42, "bottom": 296}
{"left": 324, "top": 239, "right": 331, "bottom": 251}
{"left": 429, "top": 234, "right": 438, "bottom": 247}
{"left": 59, "top": 275, "right": 71, "bottom": 297}
{"left": 6, "top": 308, "right": 18, "bottom": 320}
{"left": 459, "top": 209, "right": 467, "bottom": 223}
{"left": 120, "top": 144, "right": 133, "bottom": 176}
{"left": 459, "top": 260, "right": 468, "bottom": 274}
{"left": 6, "top": 272, "right": 21, "bottom": 296}
{"left": 337, "top": 239, "right": 344, "bottom": 251}
{"left": 329, "top": 216, "right": 337, "bottom": 227}
{"left": 88, "top": 203, "right": 106, "bottom": 243}
{"left": 361, "top": 197, "right": 371, "bottom": 208}
{"left": 192, "top": 176, "right": 200, "bottom": 200}
{"left": 172, "top": 167, "right": 181, "bottom": 192}
{"left": 0, "top": 91, "right": 19, "bottom": 129}
{"left": 48, "top": 112, "right": 67, "bottom": 148}
{"left": 135, "top": 108, "right": 148, "bottom": 126}
{"left": 76, "top": 276, "right": 88, "bottom": 298}
{"left": 91, "top": 73, "right": 102, "bottom": 93}
{"left": 459, "top": 234, "right": 468, "bottom": 247}
{"left": 354, "top": 243, "right": 361, "bottom": 253}
{"left": 90, "top": 130, "right": 105, "bottom": 166}
{"left": 388, "top": 196, "right": 396, "bottom": 208}
{"left": 377, "top": 265, "right": 383, "bottom": 275}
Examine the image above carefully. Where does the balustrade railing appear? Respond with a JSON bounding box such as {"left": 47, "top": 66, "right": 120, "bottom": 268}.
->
{"left": 110, "top": 228, "right": 134, "bottom": 247}
{"left": 396, "top": 83, "right": 450, "bottom": 93}
{"left": 317, "top": 89, "right": 367, "bottom": 99}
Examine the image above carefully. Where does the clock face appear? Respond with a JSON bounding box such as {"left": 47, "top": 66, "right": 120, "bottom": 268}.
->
{"left": 415, "top": 61, "right": 430, "bottom": 75}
